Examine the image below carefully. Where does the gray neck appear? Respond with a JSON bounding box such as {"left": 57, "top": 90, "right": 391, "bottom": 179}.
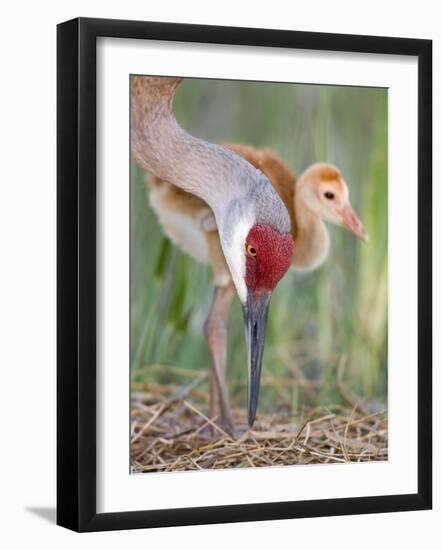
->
{"left": 131, "top": 76, "right": 290, "bottom": 235}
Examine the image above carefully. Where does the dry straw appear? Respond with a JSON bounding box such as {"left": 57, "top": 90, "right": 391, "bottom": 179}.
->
{"left": 131, "top": 374, "right": 387, "bottom": 473}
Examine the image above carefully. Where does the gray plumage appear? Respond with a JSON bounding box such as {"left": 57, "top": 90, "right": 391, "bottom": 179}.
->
{"left": 130, "top": 76, "right": 291, "bottom": 240}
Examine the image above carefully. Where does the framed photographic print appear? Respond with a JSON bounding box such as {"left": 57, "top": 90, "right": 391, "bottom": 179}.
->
{"left": 57, "top": 17, "right": 432, "bottom": 532}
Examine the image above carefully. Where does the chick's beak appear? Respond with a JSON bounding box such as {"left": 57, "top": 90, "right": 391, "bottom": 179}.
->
{"left": 342, "top": 204, "right": 368, "bottom": 242}
{"left": 242, "top": 290, "right": 272, "bottom": 427}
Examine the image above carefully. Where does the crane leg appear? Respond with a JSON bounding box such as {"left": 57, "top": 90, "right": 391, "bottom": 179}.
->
{"left": 204, "top": 284, "right": 236, "bottom": 436}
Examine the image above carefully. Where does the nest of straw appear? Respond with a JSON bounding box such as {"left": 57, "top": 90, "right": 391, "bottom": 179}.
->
{"left": 131, "top": 374, "right": 388, "bottom": 473}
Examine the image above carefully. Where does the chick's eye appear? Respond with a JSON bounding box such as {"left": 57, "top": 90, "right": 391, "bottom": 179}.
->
{"left": 246, "top": 244, "right": 257, "bottom": 257}
{"left": 324, "top": 191, "right": 335, "bottom": 200}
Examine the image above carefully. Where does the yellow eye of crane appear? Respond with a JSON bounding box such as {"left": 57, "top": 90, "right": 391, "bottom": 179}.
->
{"left": 246, "top": 244, "right": 257, "bottom": 257}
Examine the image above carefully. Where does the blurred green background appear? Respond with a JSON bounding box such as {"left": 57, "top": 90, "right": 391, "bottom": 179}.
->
{"left": 131, "top": 78, "right": 388, "bottom": 414}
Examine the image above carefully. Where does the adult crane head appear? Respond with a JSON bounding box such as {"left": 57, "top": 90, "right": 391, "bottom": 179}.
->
{"left": 214, "top": 170, "right": 294, "bottom": 426}
{"left": 131, "top": 75, "right": 293, "bottom": 426}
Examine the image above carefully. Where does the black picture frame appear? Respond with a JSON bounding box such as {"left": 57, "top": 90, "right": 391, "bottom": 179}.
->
{"left": 57, "top": 17, "right": 432, "bottom": 532}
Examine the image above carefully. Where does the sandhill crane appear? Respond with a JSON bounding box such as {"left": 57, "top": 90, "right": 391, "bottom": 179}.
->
{"left": 147, "top": 143, "right": 367, "bottom": 432}
{"left": 131, "top": 77, "right": 294, "bottom": 430}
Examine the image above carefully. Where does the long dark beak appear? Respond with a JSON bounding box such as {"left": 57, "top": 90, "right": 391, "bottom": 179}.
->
{"left": 242, "top": 290, "right": 272, "bottom": 427}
